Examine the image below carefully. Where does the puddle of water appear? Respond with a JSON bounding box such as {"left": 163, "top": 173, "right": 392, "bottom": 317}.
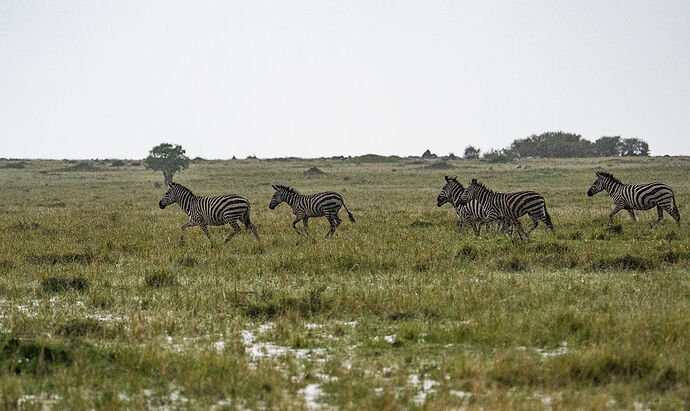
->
{"left": 299, "top": 383, "right": 324, "bottom": 409}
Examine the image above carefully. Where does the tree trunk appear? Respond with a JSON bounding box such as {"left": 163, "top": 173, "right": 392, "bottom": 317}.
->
{"left": 163, "top": 170, "right": 174, "bottom": 185}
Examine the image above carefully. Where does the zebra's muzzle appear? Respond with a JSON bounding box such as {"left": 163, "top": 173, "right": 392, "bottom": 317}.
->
{"left": 587, "top": 190, "right": 594, "bottom": 197}
{"left": 159, "top": 201, "right": 166, "bottom": 209}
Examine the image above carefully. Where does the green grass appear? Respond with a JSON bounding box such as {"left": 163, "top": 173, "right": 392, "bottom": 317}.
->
{"left": 0, "top": 156, "right": 688, "bottom": 409}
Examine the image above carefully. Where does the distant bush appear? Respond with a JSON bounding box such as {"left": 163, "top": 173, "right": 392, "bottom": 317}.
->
{"left": 507, "top": 131, "right": 650, "bottom": 158}
{"left": 2, "top": 161, "right": 27, "bottom": 169}
{"left": 55, "top": 162, "right": 101, "bottom": 172}
{"left": 483, "top": 149, "right": 514, "bottom": 163}
{"left": 110, "top": 160, "right": 126, "bottom": 167}
{"left": 464, "top": 146, "right": 481, "bottom": 159}
{"left": 349, "top": 154, "right": 402, "bottom": 163}
{"left": 424, "top": 160, "right": 453, "bottom": 169}
{"left": 304, "top": 167, "right": 325, "bottom": 175}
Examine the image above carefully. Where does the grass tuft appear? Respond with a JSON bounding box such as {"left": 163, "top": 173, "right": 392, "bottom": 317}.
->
{"left": 41, "top": 276, "right": 90, "bottom": 293}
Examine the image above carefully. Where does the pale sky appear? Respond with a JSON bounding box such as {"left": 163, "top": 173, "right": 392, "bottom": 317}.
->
{"left": 1, "top": 1, "right": 689, "bottom": 159}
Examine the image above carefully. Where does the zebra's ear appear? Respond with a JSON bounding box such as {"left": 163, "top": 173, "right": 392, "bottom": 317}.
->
{"left": 445, "top": 175, "right": 449, "bottom": 182}
{"left": 595, "top": 171, "right": 602, "bottom": 178}
{"left": 271, "top": 185, "right": 278, "bottom": 190}
{"left": 471, "top": 178, "right": 477, "bottom": 183}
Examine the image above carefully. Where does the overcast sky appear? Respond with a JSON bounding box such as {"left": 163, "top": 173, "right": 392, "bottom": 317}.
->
{"left": 1, "top": 1, "right": 689, "bottom": 159}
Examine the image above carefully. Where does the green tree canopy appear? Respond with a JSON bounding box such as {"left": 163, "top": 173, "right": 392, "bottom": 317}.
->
{"left": 620, "top": 138, "right": 649, "bottom": 156}
{"left": 593, "top": 136, "right": 622, "bottom": 157}
{"left": 464, "top": 145, "right": 481, "bottom": 159}
{"left": 144, "top": 143, "right": 189, "bottom": 184}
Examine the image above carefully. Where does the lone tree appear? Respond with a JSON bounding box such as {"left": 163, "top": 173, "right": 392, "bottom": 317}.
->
{"left": 620, "top": 138, "right": 649, "bottom": 156}
{"left": 144, "top": 143, "right": 189, "bottom": 185}
{"left": 464, "top": 145, "right": 481, "bottom": 159}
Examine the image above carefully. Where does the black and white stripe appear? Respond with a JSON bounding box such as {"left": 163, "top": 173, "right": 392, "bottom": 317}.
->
{"left": 437, "top": 176, "right": 499, "bottom": 235}
{"left": 587, "top": 171, "right": 680, "bottom": 226}
{"left": 460, "top": 179, "right": 554, "bottom": 240}
{"left": 269, "top": 185, "right": 355, "bottom": 237}
{"left": 158, "top": 182, "right": 259, "bottom": 242}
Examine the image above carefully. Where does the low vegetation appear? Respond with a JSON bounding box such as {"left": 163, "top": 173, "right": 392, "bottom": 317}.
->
{"left": 0, "top": 157, "right": 688, "bottom": 408}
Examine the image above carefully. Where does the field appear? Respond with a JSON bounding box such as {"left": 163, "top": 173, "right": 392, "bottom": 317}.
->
{"left": 0, "top": 156, "right": 688, "bottom": 409}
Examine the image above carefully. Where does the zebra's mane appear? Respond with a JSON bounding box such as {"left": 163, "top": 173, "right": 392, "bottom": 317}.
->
{"left": 170, "top": 182, "right": 194, "bottom": 196}
{"left": 275, "top": 185, "right": 299, "bottom": 195}
{"left": 597, "top": 171, "right": 622, "bottom": 185}
{"left": 470, "top": 179, "right": 494, "bottom": 194}
{"left": 445, "top": 176, "right": 463, "bottom": 188}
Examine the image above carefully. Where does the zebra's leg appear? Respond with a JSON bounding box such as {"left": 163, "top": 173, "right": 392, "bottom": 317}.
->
{"left": 199, "top": 225, "right": 211, "bottom": 240}
{"left": 609, "top": 205, "right": 623, "bottom": 224}
{"left": 180, "top": 221, "right": 195, "bottom": 241}
{"left": 325, "top": 215, "right": 336, "bottom": 238}
{"left": 626, "top": 209, "right": 636, "bottom": 222}
{"left": 514, "top": 218, "right": 528, "bottom": 241}
{"left": 292, "top": 216, "right": 303, "bottom": 235}
{"left": 471, "top": 221, "right": 480, "bottom": 236}
{"left": 242, "top": 217, "right": 259, "bottom": 239}
{"left": 302, "top": 217, "right": 309, "bottom": 236}
{"left": 334, "top": 214, "right": 342, "bottom": 228}
{"left": 224, "top": 221, "right": 242, "bottom": 243}
{"left": 650, "top": 206, "right": 664, "bottom": 227}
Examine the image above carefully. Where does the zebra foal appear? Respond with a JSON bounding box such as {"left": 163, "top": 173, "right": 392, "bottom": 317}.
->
{"left": 587, "top": 171, "right": 680, "bottom": 227}
{"left": 269, "top": 185, "right": 355, "bottom": 237}
{"left": 158, "top": 182, "right": 259, "bottom": 242}
{"left": 436, "top": 175, "right": 499, "bottom": 235}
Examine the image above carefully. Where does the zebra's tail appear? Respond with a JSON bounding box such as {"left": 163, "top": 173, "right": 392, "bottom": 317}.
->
{"left": 544, "top": 204, "right": 554, "bottom": 230}
{"left": 672, "top": 196, "right": 681, "bottom": 223}
{"left": 342, "top": 203, "right": 355, "bottom": 223}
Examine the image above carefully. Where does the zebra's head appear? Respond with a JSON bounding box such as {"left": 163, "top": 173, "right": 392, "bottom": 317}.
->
{"left": 460, "top": 178, "right": 479, "bottom": 204}
{"left": 269, "top": 185, "right": 292, "bottom": 210}
{"left": 588, "top": 171, "right": 614, "bottom": 197}
{"left": 159, "top": 182, "right": 182, "bottom": 209}
{"left": 437, "top": 176, "right": 464, "bottom": 207}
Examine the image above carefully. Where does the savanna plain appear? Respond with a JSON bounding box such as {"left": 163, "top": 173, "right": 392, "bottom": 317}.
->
{"left": 0, "top": 156, "right": 688, "bottom": 410}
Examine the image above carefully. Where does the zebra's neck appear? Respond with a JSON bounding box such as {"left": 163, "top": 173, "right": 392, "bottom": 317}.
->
{"left": 475, "top": 185, "right": 497, "bottom": 204}
{"left": 450, "top": 185, "right": 465, "bottom": 208}
{"left": 602, "top": 178, "right": 622, "bottom": 196}
{"left": 282, "top": 190, "right": 301, "bottom": 208}
{"left": 175, "top": 188, "right": 197, "bottom": 216}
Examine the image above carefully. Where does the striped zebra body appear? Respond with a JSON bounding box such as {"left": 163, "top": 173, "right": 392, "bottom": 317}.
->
{"left": 158, "top": 182, "right": 259, "bottom": 242}
{"left": 269, "top": 185, "right": 355, "bottom": 237}
{"left": 437, "top": 176, "right": 499, "bottom": 235}
{"left": 457, "top": 200, "right": 497, "bottom": 236}
{"left": 587, "top": 171, "right": 680, "bottom": 226}
{"left": 460, "top": 179, "right": 553, "bottom": 240}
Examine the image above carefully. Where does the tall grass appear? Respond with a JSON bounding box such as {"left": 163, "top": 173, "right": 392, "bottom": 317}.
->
{"left": 0, "top": 157, "right": 688, "bottom": 408}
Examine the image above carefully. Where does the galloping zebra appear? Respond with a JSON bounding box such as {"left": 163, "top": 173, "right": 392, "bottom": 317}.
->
{"left": 460, "top": 179, "right": 554, "bottom": 240}
{"left": 269, "top": 185, "right": 355, "bottom": 237}
{"left": 158, "top": 182, "right": 259, "bottom": 242}
{"left": 436, "top": 176, "right": 499, "bottom": 235}
{"left": 587, "top": 171, "right": 680, "bottom": 227}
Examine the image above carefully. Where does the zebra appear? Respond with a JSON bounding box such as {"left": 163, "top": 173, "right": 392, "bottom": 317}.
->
{"left": 587, "top": 171, "right": 680, "bottom": 227}
{"left": 460, "top": 178, "right": 554, "bottom": 240}
{"left": 436, "top": 175, "right": 499, "bottom": 235}
{"left": 269, "top": 185, "right": 355, "bottom": 237}
{"left": 158, "top": 182, "right": 259, "bottom": 242}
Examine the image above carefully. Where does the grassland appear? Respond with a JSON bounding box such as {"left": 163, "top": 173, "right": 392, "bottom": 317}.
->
{"left": 0, "top": 156, "right": 688, "bottom": 409}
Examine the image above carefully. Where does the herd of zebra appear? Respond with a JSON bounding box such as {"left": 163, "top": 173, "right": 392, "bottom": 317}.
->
{"left": 158, "top": 171, "right": 681, "bottom": 242}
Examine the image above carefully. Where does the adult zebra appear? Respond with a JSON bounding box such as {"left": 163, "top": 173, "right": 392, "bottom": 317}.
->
{"left": 269, "top": 185, "right": 355, "bottom": 237}
{"left": 587, "top": 171, "right": 680, "bottom": 227}
{"left": 460, "top": 179, "right": 554, "bottom": 240}
{"left": 437, "top": 176, "right": 499, "bottom": 235}
{"left": 158, "top": 182, "right": 259, "bottom": 242}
